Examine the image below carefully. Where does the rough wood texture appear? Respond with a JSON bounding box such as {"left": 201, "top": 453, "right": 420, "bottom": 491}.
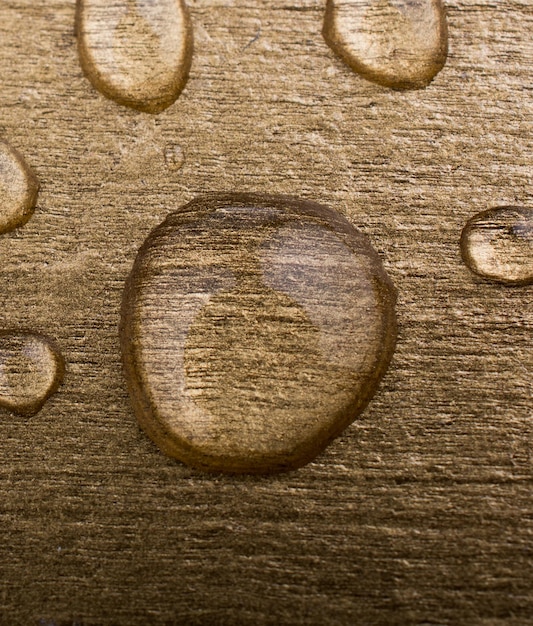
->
{"left": 0, "top": 1, "right": 531, "bottom": 624}
{"left": 120, "top": 194, "right": 397, "bottom": 473}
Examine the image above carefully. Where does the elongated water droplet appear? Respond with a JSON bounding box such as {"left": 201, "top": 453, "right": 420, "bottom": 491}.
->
{"left": 0, "top": 332, "right": 65, "bottom": 416}
{"left": 76, "top": 0, "right": 193, "bottom": 113}
{"left": 0, "top": 142, "right": 39, "bottom": 235}
{"left": 323, "top": 0, "right": 448, "bottom": 90}
{"left": 120, "top": 194, "right": 397, "bottom": 473}
{"left": 460, "top": 207, "right": 533, "bottom": 285}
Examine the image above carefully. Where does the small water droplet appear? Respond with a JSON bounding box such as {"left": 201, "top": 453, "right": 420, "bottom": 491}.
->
{"left": 0, "top": 142, "right": 39, "bottom": 235}
{"left": 323, "top": 0, "right": 448, "bottom": 89}
{"left": 164, "top": 144, "right": 185, "bottom": 171}
{"left": 76, "top": 0, "right": 193, "bottom": 113}
{"left": 0, "top": 331, "right": 65, "bottom": 416}
{"left": 460, "top": 207, "right": 533, "bottom": 285}
{"left": 120, "top": 194, "right": 397, "bottom": 473}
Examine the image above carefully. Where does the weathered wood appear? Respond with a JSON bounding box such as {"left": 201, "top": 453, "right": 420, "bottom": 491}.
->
{"left": 0, "top": 0, "right": 531, "bottom": 624}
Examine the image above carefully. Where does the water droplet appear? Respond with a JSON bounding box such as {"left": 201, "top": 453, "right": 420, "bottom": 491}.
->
{"left": 0, "top": 331, "right": 65, "bottom": 416}
{"left": 0, "top": 142, "right": 39, "bottom": 235}
{"left": 76, "top": 0, "right": 193, "bottom": 113}
{"left": 460, "top": 207, "right": 533, "bottom": 285}
{"left": 120, "top": 194, "right": 397, "bottom": 473}
{"left": 164, "top": 144, "right": 185, "bottom": 171}
{"left": 323, "top": 0, "right": 448, "bottom": 90}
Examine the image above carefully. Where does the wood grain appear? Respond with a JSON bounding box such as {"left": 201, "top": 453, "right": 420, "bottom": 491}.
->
{"left": 0, "top": 1, "right": 531, "bottom": 624}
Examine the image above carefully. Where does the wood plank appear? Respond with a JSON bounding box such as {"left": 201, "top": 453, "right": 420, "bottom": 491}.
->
{"left": 0, "top": 1, "right": 531, "bottom": 624}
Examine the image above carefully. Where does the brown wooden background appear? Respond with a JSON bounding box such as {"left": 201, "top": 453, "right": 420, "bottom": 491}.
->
{"left": 0, "top": 1, "right": 531, "bottom": 624}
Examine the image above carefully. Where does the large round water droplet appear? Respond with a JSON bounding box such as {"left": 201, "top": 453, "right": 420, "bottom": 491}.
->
{"left": 0, "top": 332, "right": 65, "bottom": 416}
{"left": 460, "top": 207, "right": 533, "bottom": 285}
{"left": 323, "top": 0, "right": 448, "bottom": 90}
{"left": 76, "top": 0, "right": 193, "bottom": 113}
{"left": 0, "top": 142, "right": 39, "bottom": 236}
{"left": 120, "top": 194, "right": 397, "bottom": 473}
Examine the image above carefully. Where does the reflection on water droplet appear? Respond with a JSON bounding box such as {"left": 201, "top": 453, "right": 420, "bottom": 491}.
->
{"left": 120, "top": 194, "right": 397, "bottom": 473}
{"left": 323, "top": 0, "right": 448, "bottom": 89}
{"left": 460, "top": 207, "right": 533, "bottom": 285}
{"left": 0, "top": 142, "right": 39, "bottom": 235}
{"left": 76, "top": 0, "right": 193, "bottom": 113}
{"left": 0, "top": 331, "right": 65, "bottom": 416}
{"left": 164, "top": 144, "right": 185, "bottom": 171}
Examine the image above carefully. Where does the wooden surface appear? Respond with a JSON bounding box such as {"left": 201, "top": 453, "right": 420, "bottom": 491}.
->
{"left": 0, "top": 0, "right": 531, "bottom": 624}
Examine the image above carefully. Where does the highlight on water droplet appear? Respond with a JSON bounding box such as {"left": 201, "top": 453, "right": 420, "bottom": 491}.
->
{"left": 76, "top": 0, "right": 193, "bottom": 113}
{"left": 0, "top": 331, "right": 65, "bottom": 416}
{"left": 323, "top": 0, "right": 448, "bottom": 90}
{"left": 460, "top": 207, "right": 533, "bottom": 286}
{"left": 0, "top": 142, "right": 39, "bottom": 236}
{"left": 120, "top": 194, "right": 397, "bottom": 473}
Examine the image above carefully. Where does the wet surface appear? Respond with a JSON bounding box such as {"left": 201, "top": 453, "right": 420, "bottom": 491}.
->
{"left": 76, "top": 0, "right": 193, "bottom": 112}
{"left": 120, "top": 194, "right": 397, "bottom": 473}
{"left": 461, "top": 207, "right": 533, "bottom": 285}
{"left": 323, "top": 0, "right": 448, "bottom": 89}
{"left": 0, "top": 331, "right": 64, "bottom": 416}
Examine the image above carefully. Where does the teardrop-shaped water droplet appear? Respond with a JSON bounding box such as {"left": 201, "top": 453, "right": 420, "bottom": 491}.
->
{"left": 460, "top": 207, "right": 533, "bottom": 285}
{"left": 0, "top": 142, "right": 39, "bottom": 236}
{"left": 76, "top": 0, "right": 193, "bottom": 113}
{"left": 0, "top": 332, "right": 65, "bottom": 416}
{"left": 323, "top": 0, "right": 448, "bottom": 90}
{"left": 120, "top": 194, "right": 397, "bottom": 473}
